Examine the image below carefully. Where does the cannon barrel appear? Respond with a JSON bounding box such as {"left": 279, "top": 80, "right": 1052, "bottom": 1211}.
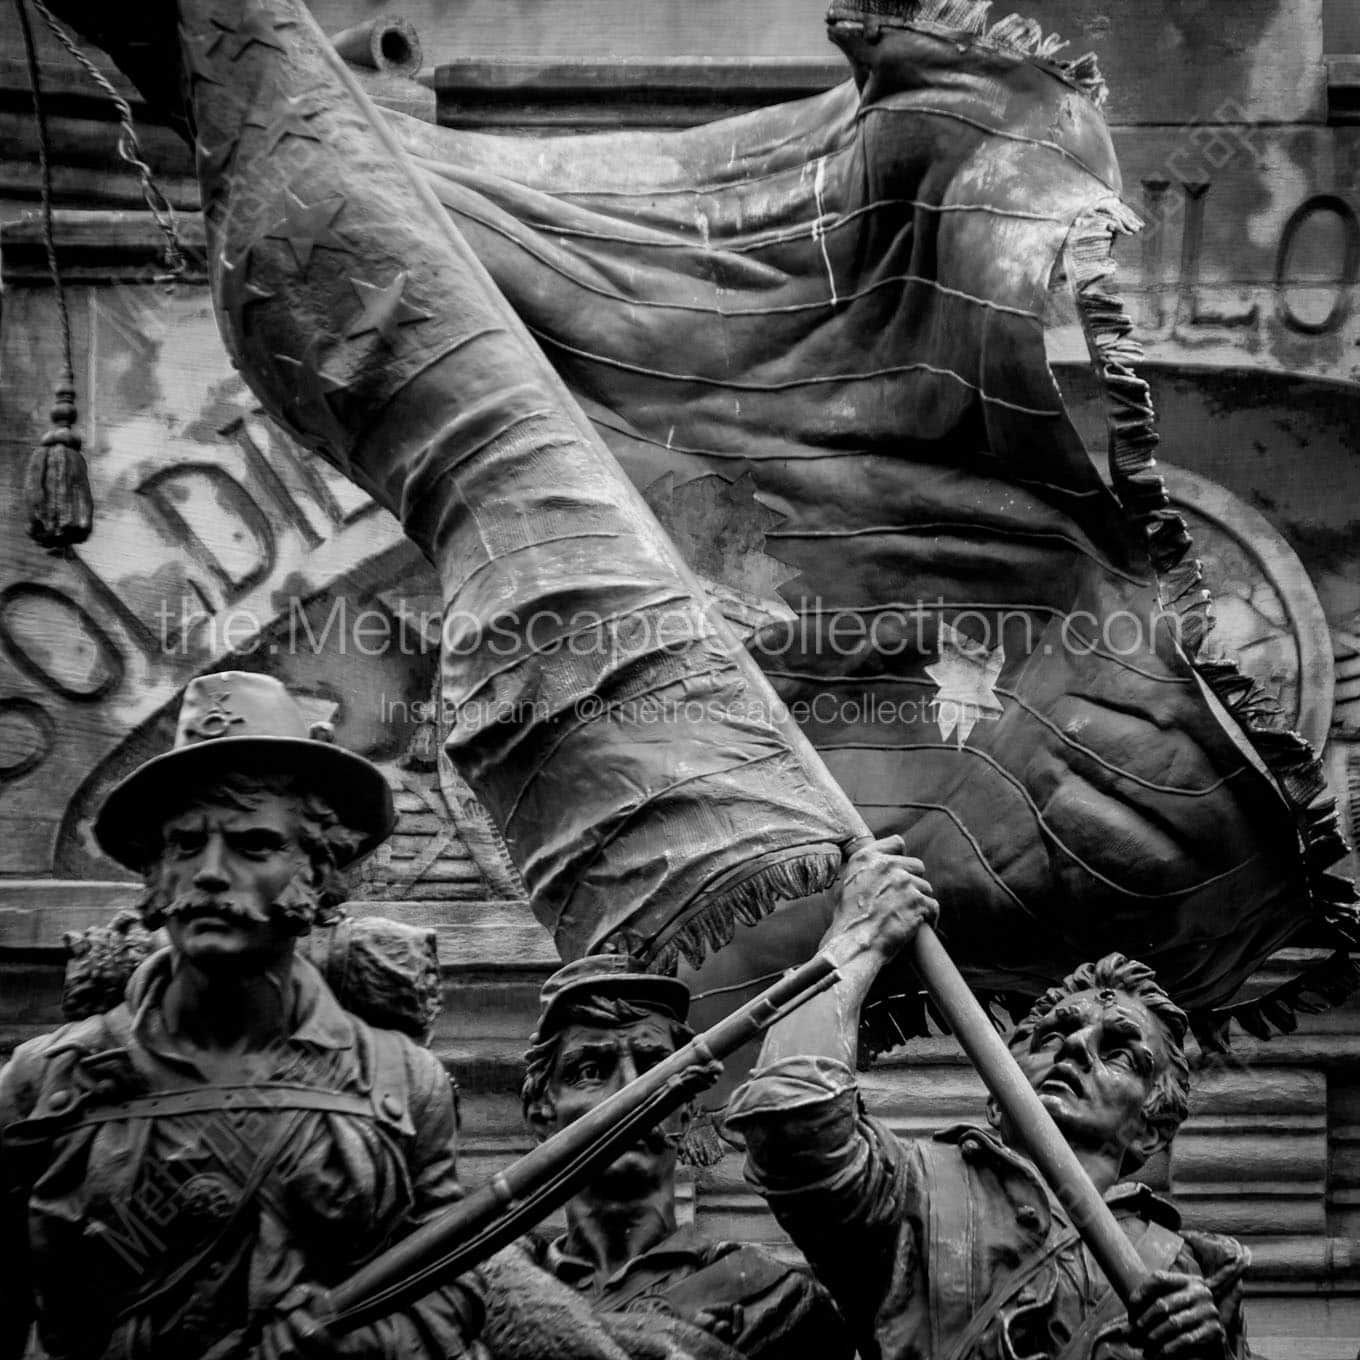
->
{"left": 329, "top": 16, "right": 423, "bottom": 77}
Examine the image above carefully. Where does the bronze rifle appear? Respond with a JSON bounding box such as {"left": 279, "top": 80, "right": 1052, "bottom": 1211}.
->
{"left": 327, "top": 949, "right": 841, "bottom": 1333}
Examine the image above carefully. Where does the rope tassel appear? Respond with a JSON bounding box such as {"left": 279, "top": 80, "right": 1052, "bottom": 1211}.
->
{"left": 14, "top": 0, "right": 183, "bottom": 550}
{"left": 26, "top": 369, "right": 92, "bottom": 550}
{"left": 14, "top": 0, "right": 91, "bottom": 549}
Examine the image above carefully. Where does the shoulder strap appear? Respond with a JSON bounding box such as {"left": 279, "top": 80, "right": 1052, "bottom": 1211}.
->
{"left": 4, "top": 1082, "right": 376, "bottom": 1145}
{"left": 2, "top": 1007, "right": 137, "bottom": 1147}
{"left": 114, "top": 1106, "right": 312, "bottom": 1326}
{"left": 937, "top": 1201, "right": 1185, "bottom": 1360}
{"left": 6, "top": 1017, "right": 414, "bottom": 1147}
{"left": 363, "top": 1023, "right": 417, "bottom": 1138}
{"left": 920, "top": 1139, "right": 981, "bottom": 1354}
{"left": 76, "top": 1084, "right": 373, "bottom": 1123}
{"left": 939, "top": 1223, "right": 1083, "bottom": 1360}
{"left": 37, "top": 1005, "right": 132, "bottom": 1069}
{"left": 1052, "top": 1219, "right": 1187, "bottom": 1360}
{"left": 99, "top": 1004, "right": 133, "bottom": 1048}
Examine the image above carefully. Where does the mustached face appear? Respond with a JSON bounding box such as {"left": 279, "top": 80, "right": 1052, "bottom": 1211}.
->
{"left": 535, "top": 1017, "right": 686, "bottom": 1196}
{"left": 151, "top": 794, "right": 314, "bottom": 973}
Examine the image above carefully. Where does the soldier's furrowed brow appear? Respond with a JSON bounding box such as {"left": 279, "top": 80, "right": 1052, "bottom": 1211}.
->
{"left": 629, "top": 1040, "right": 673, "bottom": 1063}
{"left": 1101, "top": 1014, "right": 1155, "bottom": 1070}
{"left": 631, "top": 1035, "right": 672, "bottom": 1053}
{"left": 1049, "top": 1000, "right": 1093, "bottom": 1028}
{"left": 559, "top": 1041, "right": 620, "bottom": 1066}
{"left": 229, "top": 827, "right": 290, "bottom": 850}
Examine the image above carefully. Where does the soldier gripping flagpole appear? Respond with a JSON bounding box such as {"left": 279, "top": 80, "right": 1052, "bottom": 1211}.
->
{"left": 18, "top": 4, "right": 1349, "bottom": 1351}
{"left": 142, "top": 0, "right": 1170, "bottom": 1320}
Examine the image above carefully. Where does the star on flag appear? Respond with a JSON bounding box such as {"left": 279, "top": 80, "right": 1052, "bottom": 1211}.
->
{"left": 218, "top": 255, "right": 277, "bottom": 338}
{"left": 345, "top": 271, "right": 432, "bottom": 345}
{"left": 245, "top": 92, "right": 325, "bottom": 156}
{"left": 180, "top": 20, "right": 232, "bottom": 79}
{"left": 196, "top": 134, "right": 236, "bottom": 180}
{"left": 274, "top": 348, "right": 353, "bottom": 472}
{"left": 226, "top": 0, "right": 296, "bottom": 62}
{"left": 264, "top": 191, "right": 350, "bottom": 272}
{"left": 924, "top": 624, "right": 1005, "bottom": 746}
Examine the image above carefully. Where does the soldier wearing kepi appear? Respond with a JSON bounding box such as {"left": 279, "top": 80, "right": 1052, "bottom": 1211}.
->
{"left": 726, "top": 838, "right": 1252, "bottom": 1360}
{"left": 513, "top": 955, "right": 852, "bottom": 1360}
{"left": 0, "top": 673, "right": 485, "bottom": 1360}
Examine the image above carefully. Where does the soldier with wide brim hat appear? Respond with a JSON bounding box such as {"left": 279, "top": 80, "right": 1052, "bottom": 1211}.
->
{"left": 94, "top": 671, "right": 395, "bottom": 872}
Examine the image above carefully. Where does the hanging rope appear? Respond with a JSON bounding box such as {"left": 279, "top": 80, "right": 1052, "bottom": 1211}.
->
{"left": 28, "top": 0, "right": 186, "bottom": 280}
{"left": 13, "top": 0, "right": 90, "bottom": 551}
{"left": 13, "top": 0, "right": 190, "bottom": 550}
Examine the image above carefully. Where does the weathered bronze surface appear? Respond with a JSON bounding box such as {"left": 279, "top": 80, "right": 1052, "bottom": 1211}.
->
{"left": 507, "top": 954, "right": 851, "bottom": 1359}
{"left": 730, "top": 840, "right": 1252, "bottom": 1360}
{"left": 25, "top": 0, "right": 1356, "bottom": 1049}
{"left": 3, "top": 1, "right": 1360, "bottom": 1353}
{"left": 0, "top": 673, "right": 483, "bottom": 1359}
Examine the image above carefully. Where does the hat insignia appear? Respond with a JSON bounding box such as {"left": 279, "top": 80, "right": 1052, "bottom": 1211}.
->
{"left": 185, "top": 687, "right": 246, "bottom": 741}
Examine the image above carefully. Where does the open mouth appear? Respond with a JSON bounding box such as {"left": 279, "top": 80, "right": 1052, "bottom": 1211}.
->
{"left": 1038, "top": 1065, "right": 1084, "bottom": 1098}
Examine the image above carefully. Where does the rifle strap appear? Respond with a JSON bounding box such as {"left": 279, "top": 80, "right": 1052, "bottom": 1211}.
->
{"left": 112, "top": 1106, "right": 310, "bottom": 1324}
{"left": 69, "top": 1084, "right": 373, "bottom": 1124}
{"left": 7, "top": 1019, "right": 414, "bottom": 1144}
{"left": 938, "top": 1225, "right": 1084, "bottom": 1360}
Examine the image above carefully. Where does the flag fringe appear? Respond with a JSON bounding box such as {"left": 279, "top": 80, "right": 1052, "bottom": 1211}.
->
{"left": 858, "top": 201, "right": 1360, "bottom": 1062}
{"left": 830, "top": 0, "right": 1108, "bottom": 106}
{"left": 1064, "top": 202, "right": 1360, "bottom": 1045}
{"left": 677, "top": 1108, "right": 733, "bottom": 1168}
{"left": 861, "top": 936, "right": 1360, "bottom": 1060}
{"left": 643, "top": 843, "right": 846, "bottom": 974}
{"left": 1191, "top": 948, "right": 1360, "bottom": 1053}
{"left": 858, "top": 991, "right": 927, "bottom": 1067}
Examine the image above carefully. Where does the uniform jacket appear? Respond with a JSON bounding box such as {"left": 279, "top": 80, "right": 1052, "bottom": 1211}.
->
{"left": 525, "top": 1220, "right": 851, "bottom": 1359}
{"left": 727, "top": 1055, "right": 1250, "bottom": 1360}
{"left": 0, "top": 949, "right": 483, "bottom": 1360}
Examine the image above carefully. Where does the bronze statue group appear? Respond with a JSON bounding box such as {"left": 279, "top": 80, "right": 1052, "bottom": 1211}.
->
{"left": 0, "top": 674, "right": 1250, "bottom": 1359}
{"left": 16, "top": 0, "right": 1359, "bottom": 1352}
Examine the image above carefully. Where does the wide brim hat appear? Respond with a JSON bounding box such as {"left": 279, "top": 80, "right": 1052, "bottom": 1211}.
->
{"left": 532, "top": 953, "right": 691, "bottom": 1045}
{"left": 95, "top": 671, "right": 395, "bottom": 871}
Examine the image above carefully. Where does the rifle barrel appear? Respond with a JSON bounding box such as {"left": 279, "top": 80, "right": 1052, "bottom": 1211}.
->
{"left": 329, "top": 950, "right": 840, "bottom": 1331}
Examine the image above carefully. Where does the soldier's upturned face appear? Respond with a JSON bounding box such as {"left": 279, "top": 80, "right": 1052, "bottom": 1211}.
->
{"left": 157, "top": 794, "right": 308, "bottom": 970}
{"left": 546, "top": 1016, "right": 684, "bottom": 1191}
{"left": 1013, "top": 988, "right": 1169, "bottom": 1163}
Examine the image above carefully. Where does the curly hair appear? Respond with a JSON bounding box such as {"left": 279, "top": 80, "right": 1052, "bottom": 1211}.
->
{"left": 521, "top": 995, "right": 695, "bottom": 1125}
{"left": 1009, "top": 953, "right": 1192, "bottom": 1164}
{"left": 135, "top": 771, "right": 363, "bottom": 933}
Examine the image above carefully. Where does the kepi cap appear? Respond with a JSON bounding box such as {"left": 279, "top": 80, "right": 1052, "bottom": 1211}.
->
{"left": 532, "top": 954, "right": 691, "bottom": 1045}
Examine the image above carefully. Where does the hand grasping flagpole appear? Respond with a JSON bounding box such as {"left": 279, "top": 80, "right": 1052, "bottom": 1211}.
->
{"left": 322, "top": 893, "right": 1157, "bottom": 1334}
{"left": 167, "top": 0, "right": 1155, "bottom": 1325}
